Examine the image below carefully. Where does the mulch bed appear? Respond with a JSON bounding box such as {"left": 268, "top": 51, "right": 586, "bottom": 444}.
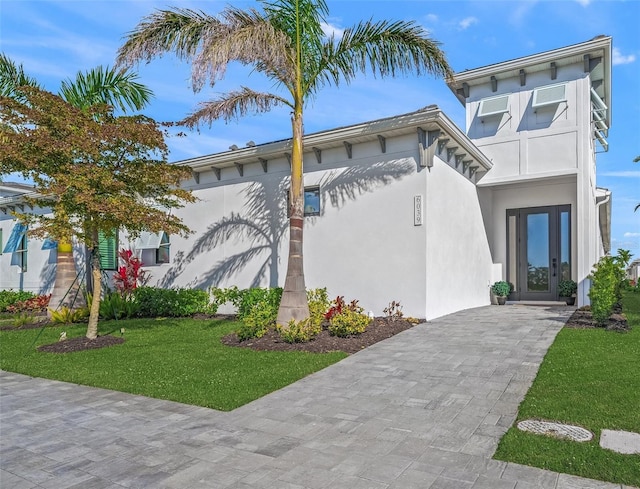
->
{"left": 564, "top": 306, "right": 629, "bottom": 332}
{"left": 221, "top": 317, "right": 421, "bottom": 354}
{"left": 37, "top": 335, "right": 125, "bottom": 353}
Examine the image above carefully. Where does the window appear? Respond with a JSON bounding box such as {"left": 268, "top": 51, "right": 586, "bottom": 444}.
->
{"left": 16, "top": 233, "right": 27, "bottom": 272}
{"left": 0, "top": 228, "right": 2, "bottom": 255}
{"left": 98, "top": 230, "right": 118, "bottom": 270}
{"left": 478, "top": 94, "right": 510, "bottom": 117}
{"left": 304, "top": 187, "right": 321, "bottom": 216}
{"left": 156, "top": 232, "right": 170, "bottom": 264}
{"left": 532, "top": 83, "right": 566, "bottom": 108}
{"left": 134, "top": 231, "right": 170, "bottom": 264}
{"left": 287, "top": 186, "right": 321, "bottom": 217}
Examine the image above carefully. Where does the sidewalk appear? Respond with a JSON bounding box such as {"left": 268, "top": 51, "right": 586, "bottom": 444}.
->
{"left": 1, "top": 305, "right": 634, "bottom": 488}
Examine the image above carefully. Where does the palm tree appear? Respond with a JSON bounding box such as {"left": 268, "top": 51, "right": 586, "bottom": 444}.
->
{"left": 0, "top": 55, "right": 152, "bottom": 333}
{"left": 117, "top": 0, "right": 453, "bottom": 325}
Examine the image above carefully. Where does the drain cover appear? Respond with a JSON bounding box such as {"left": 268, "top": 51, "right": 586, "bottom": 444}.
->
{"left": 517, "top": 419, "right": 593, "bottom": 442}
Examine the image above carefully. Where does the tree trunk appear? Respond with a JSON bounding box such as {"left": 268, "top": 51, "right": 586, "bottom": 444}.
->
{"left": 86, "top": 241, "right": 101, "bottom": 340}
{"left": 276, "top": 102, "right": 309, "bottom": 326}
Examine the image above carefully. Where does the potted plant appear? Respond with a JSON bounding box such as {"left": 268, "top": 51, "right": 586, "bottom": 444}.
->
{"left": 558, "top": 279, "right": 577, "bottom": 305}
{"left": 491, "top": 281, "right": 511, "bottom": 305}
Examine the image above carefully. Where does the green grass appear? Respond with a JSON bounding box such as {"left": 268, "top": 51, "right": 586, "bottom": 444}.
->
{"left": 0, "top": 317, "right": 346, "bottom": 411}
{"left": 494, "top": 292, "right": 640, "bottom": 487}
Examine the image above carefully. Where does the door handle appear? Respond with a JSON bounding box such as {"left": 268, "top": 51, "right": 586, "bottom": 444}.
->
{"left": 552, "top": 258, "right": 557, "bottom": 277}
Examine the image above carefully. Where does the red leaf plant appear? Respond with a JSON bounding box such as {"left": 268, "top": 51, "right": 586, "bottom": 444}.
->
{"left": 112, "top": 249, "right": 150, "bottom": 296}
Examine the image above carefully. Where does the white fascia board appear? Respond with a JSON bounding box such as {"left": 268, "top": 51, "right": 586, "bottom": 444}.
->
{"left": 447, "top": 36, "right": 612, "bottom": 107}
{"left": 176, "top": 107, "right": 492, "bottom": 173}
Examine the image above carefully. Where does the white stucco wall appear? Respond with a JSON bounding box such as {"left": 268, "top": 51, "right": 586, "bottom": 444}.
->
{"left": 148, "top": 130, "right": 496, "bottom": 320}
{"left": 424, "top": 157, "right": 493, "bottom": 319}
{"left": 0, "top": 213, "right": 57, "bottom": 294}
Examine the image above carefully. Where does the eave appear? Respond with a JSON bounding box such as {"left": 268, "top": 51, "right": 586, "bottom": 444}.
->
{"left": 447, "top": 36, "right": 612, "bottom": 128}
{"left": 175, "top": 106, "right": 492, "bottom": 181}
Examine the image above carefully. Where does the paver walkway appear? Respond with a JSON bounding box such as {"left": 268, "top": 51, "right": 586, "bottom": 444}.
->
{"left": 1, "top": 305, "right": 635, "bottom": 489}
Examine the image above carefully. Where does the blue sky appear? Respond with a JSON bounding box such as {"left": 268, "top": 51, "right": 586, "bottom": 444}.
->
{"left": 1, "top": 0, "right": 639, "bottom": 259}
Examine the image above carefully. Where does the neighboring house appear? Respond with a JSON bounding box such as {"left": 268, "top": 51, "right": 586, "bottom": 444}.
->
{"left": 628, "top": 259, "right": 640, "bottom": 284}
{"left": 0, "top": 37, "right": 613, "bottom": 320}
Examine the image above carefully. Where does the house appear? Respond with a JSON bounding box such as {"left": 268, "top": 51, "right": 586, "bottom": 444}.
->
{"left": 1, "top": 37, "right": 613, "bottom": 320}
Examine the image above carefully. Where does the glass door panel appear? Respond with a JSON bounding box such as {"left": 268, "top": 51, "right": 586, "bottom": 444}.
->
{"left": 526, "top": 213, "right": 550, "bottom": 292}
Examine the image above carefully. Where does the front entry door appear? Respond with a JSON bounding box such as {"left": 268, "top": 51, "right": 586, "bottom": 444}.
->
{"left": 507, "top": 205, "right": 571, "bottom": 301}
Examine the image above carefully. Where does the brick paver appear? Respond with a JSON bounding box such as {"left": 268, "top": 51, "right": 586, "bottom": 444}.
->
{"left": 1, "top": 305, "right": 635, "bottom": 488}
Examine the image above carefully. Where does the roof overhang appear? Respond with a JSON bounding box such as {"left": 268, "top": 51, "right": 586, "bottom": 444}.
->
{"left": 447, "top": 36, "right": 612, "bottom": 129}
{"left": 175, "top": 106, "right": 492, "bottom": 179}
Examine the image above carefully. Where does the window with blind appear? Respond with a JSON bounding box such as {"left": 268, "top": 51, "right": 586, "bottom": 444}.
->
{"left": 98, "top": 230, "right": 118, "bottom": 270}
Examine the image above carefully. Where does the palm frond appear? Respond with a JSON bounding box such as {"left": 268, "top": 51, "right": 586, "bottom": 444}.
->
{"left": 0, "top": 53, "right": 42, "bottom": 102}
{"left": 117, "top": 8, "right": 218, "bottom": 66}
{"left": 59, "top": 66, "right": 152, "bottom": 113}
{"left": 180, "top": 87, "right": 290, "bottom": 127}
{"left": 310, "top": 19, "right": 453, "bottom": 95}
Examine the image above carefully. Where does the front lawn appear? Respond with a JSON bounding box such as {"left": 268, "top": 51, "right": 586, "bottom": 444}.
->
{"left": 494, "top": 292, "right": 640, "bottom": 487}
{"left": 0, "top": 317, "right": 346, "bottom": 411}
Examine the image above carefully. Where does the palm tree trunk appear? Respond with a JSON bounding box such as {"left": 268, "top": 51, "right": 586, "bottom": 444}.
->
{"left": 276, "top": 104, "right": 309, "bottom": 326}
{"left": 47, "top": 240, "right": 84, "bottom": 317}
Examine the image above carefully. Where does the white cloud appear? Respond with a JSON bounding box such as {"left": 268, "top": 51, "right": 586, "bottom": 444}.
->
{"left": 599, "top": 171, "right": 640, "bottom": 178}
{"left": 624, "top": 232, "right": 640, "bottom": 238}
{"left": 612, "top": 47, "right": 636, "bottom": 66}
{"left": 321, "top": 22, "right": 344, "bottom": 39}
{"left": 458, "top": 17, "right": 478, "bottom": 30}
{"left": 424, "top": 14, "right": 439, "bottom": 24}
{"left": 575, "top": 0, "right": 591, "bottom": 6}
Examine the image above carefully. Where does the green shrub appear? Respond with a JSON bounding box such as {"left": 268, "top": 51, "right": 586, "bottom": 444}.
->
{"left": 589, "top": 250, "right": 630, "bottom": 326}
{"left": 209, "top": 286, "right": 240, "bottom": 311}
{"left": 50, "top": 307, "right": 89, "bottom": 324}
{"left": 328, "top": 309, "right": 371, "bottom": 337}
{"left": 232, "top": 287, "right": 282, "bottom": 341}
{"left": 236, "top": 306, "right": 272, "bottom": 341}
{"left": 307, "top": 288, "right": 331, "bottom": 325}
{"left": 277, "top": 317, "right": 321, "bottom": 343}
{"left": 558, "top": 279, "right": 578, "bottom": 297}
{"left": 99, "top": 292, "right": 140, "bottom": 320}
{"left": 134, "top": 287, "right": 213, "bottom": 317}
{"left": 5, "top": 293, "right": 50, "bottom": 313}
{"left": 12, "top": 312, "right": 35, "bottom": 328}
{"left": 0, "top": 290, "right": 35, "bottom": 312}
{"left": 491, "top": 281, "right": 511, "bottom": 297}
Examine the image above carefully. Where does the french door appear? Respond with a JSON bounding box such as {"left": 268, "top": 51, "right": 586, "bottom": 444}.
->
{"left": 506, "top": 205, "right": 571, "bottom": 301}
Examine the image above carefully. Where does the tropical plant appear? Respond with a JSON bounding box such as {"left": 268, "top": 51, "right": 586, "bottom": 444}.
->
{"left": 328, "top": 308, "right": 371, "bottom": 337}
{"left": 116, "top": 0, "right": 453, "bottom": 326}
{"left": 0, "top": 290, "right": 36, "bottom": 312}
{"left": 113, "top": 249, "right": 150, "bottom": 296}
{"left": 557, "top": 280, "right": 577, "bottom": 298}
{"left": 49, "top": 306, "right": 90, "bottom": 325}
{"left": 277, "top": 317, "right": 321, "bottom": 343}
{"left": 491, "top": 281, "right": 511, "bottom": 297}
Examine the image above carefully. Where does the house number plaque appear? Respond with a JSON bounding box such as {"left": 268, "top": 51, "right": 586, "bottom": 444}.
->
{"left": 414, "top": 195, "right": 423, "bottom": 226}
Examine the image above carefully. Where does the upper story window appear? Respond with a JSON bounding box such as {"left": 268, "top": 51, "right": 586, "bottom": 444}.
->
{"left": 478, "top": 94, "right": 510, "bottom": 118}
{"left": 532, "top": 83, "right": 567, "bottom": 108}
